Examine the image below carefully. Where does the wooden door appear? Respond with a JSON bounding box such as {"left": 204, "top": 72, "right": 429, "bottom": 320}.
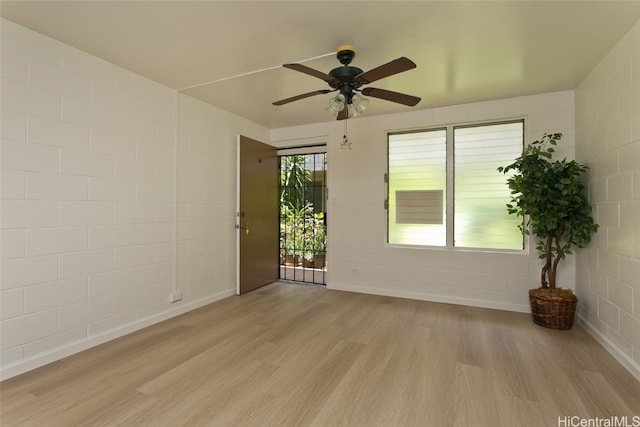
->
{"left": 236, "top": 135, "right": 279, "bottom": 294}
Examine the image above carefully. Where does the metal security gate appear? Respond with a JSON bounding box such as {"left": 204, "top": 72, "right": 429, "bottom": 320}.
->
{"left": 279, "top": 152, "right": 327, "bottom": 285}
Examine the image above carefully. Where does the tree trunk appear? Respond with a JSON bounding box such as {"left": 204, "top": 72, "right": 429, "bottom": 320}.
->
{"left": 541, "top": 235, "right": 553, "bottom": 288}
{"left": 549, "top": 234, "right": 564, "bottom": 289}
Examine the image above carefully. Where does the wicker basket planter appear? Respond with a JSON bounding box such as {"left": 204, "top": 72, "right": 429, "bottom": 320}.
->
{"left": 529, "top": 288, "right": 577, "bottom": 330}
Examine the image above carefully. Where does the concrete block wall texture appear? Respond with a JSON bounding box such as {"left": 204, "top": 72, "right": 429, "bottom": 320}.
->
{"left": 0, "top": 18, "right": 176, "bottom": 372}
{"left": 0, "top": 19, "right": 268, "bottom": 379}
{"left": 575, "top": 20, "right": 640, "bottom": 374}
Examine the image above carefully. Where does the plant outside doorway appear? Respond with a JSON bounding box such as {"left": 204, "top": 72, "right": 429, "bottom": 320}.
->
{"left": 279, "top": 153, "right": 327, "bottom": 285}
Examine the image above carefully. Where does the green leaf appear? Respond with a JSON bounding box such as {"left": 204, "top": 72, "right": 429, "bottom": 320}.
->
{"left": 496, "top": 131, "right": 598, "bottom": 287}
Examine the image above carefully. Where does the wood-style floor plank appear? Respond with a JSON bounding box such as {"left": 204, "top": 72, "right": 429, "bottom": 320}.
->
{"left": 2, "top": 281, "right": 639, "bottom": 426}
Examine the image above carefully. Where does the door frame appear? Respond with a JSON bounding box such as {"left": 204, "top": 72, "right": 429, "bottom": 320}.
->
{"left": 276, "top": 141, "right": 329, "bottom": 285}
{"left": 236, "top": 135, "right": 241, "bottom": 295}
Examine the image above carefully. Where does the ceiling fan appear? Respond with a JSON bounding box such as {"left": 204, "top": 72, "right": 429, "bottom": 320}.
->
{"left": 273, "top": 45, "right": 421, "bottom": 120}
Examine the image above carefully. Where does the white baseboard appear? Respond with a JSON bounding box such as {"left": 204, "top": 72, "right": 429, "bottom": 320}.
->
{"left": 327, "top": 282, "right": 530, "bottom": 313}
{"left": 0, "top": 289, "right": 235, "bottom": 381}
{"left": 576, "top": 313, "right": 640, "bottom": 382}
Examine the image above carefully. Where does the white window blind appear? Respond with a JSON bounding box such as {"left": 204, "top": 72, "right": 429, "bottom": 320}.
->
{"left": 453, "top": 122, "right": 523, "bottom": 250}
{"left": 388, "top": 129, "right": 446, "bottom": 246}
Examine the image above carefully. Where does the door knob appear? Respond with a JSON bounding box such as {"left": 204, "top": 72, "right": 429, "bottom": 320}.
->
{"left": 236, "top": 224, "right": 250, "bottom": 235}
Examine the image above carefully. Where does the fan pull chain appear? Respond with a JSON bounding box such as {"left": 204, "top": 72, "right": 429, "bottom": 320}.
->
{"left": 341, "top": 119, "right": 351, "bottom": 149}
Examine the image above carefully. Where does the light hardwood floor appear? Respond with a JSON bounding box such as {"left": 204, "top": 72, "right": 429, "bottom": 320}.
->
{"left": 1, "top": 282, "right": 639, "bottom": 426}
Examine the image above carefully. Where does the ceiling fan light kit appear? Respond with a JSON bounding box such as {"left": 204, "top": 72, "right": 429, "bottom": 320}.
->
{"left": 350, "top": 93, "right": 370, "bottom": 116}
{"left": 327, "top": 93, "right": 346, "bottom": 116}
{"left": 273, "top": 45, "right": 421, "bottom": 120}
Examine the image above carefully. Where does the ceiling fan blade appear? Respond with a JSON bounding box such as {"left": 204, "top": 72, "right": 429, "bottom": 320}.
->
{"left": 283, "top": 63, "right": 337, "bottom": 83}
{"left": 356, "top": 57, "right": 417, "bottom": 84}
{"left": 336, "top": 106, "right": 349, "bottom": 121}
{"left": 273, "top": 89, "right": 333, "bottom": 106}
{"left": 361, "top": 87, "right": 421, "bottom": 106}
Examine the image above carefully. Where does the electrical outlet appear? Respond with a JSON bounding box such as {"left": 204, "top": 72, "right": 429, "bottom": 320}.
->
{"left": 169, "top": 291, "right": 183, "bottom": 303}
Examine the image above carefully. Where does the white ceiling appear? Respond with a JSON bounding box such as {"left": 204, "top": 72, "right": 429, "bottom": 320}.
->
{"left": 2, "top": 1, "right": 640, "bottom": 129}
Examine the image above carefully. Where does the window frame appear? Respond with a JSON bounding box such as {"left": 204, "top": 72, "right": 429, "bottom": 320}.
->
{"left": 386, "top": 118, "right": 526, "bottom": 253}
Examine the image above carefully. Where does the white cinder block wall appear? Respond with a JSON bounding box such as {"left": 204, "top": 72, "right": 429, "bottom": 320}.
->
{"left": 0, "top": 19, "right": 268, "bottom": 380}
{"left": 272, "top": 90, "right": 576, "bottom": 313}
{"left": 176, "top": 95, "right": 268, "bottom": 301}
{"left": 575, "top": 21, "right": 640, "bottom": 378}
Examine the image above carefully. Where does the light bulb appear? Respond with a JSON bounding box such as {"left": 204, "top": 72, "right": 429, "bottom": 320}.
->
{"left": 352, "top": 94, "right": 369, "bottom": 114}
{"left": 329, "top": 94, "right": 346, "bottom": 112}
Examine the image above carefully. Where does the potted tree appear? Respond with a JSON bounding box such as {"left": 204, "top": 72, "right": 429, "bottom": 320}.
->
{"left": 498, "top": 133, "right": 598, "bottom": 329}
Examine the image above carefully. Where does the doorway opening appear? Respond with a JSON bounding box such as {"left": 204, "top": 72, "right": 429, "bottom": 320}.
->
{"left": 279, "top": 151, "right": 327, "bottom": 285}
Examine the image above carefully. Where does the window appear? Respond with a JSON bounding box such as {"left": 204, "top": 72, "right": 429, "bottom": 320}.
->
{"left": 388, "top": 128, "right": 447, "bottom": 246}
{"left": 387, "top": 120, "right": 524, "bottom": 250}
